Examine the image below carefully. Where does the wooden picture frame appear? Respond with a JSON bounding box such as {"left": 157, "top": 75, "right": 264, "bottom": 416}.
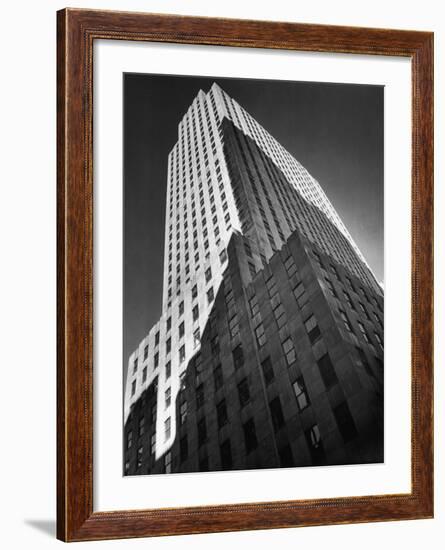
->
{"left": 57, "top": 8, "right": 434, "bottom": 542}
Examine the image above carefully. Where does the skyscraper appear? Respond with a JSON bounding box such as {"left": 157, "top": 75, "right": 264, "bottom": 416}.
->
{"left": 124, "top": 83, "right": 384, "bottom": 475}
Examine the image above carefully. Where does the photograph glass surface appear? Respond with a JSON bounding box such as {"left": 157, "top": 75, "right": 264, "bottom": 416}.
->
{"left": 123, "top": 73, "right": 384, "bottom": 477}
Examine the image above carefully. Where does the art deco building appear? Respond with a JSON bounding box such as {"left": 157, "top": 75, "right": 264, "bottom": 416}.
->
{"left": 124, "top": 83, "right": 384, "bottom": 475}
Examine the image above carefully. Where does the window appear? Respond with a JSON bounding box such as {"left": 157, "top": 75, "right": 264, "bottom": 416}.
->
{"left": 219, "top": 248, "right": 227, "bottom": 264}
{"left": 211, "top": 335, "right": 220, "bottom": 356}
{"left": 155, "top": 331, "right": 160, "bottom": 346}
{"left": 338, "top": 309, "right": 353, "bottom": 333}
{"left": 207, "top": 287, "right": 214, "bottom": 304}
{"left": 255, "top": 323, "right": 266, "bottom": 347}
{"left": 249, "top": 295, "right": 259, "bottom": 317}
{"left": 304, "top": 314, "right": 321, "bottom": 344}
{"left": 179, "top": 300, "right": 184, "bottom": 316}
{"left": 165, "top": 361, "right": 171, "bottom": 380}
{"left": 164, "top": 451, "right": 172, "bottom": 474}
{"left": 179, "top": 400, "right": 187, "bottom": 425}
{"left": 324, "top": 277, "right": 337, "bottom": 298}
{"left": 197, "top": 417, "right": 207, "bottom": 446}
{"left": 131, "top": 380, "right": 136, "bottom": 396}
{"left": 343, "top": 291, "right": 354, "bottom": 310}
{"left": 179, "top": 345, "right": 185, "bottom": 363}
{"left": 228, "top": 313, "right": 239, "bottom": 339}
{"left": 279, "top": 444, "right": 294, "bottom": 467}
{"left": 282, "top": 337, "right": 296, "bottom": 366}
{"left": 193, "top": 328, "right": 201, "bottom": 348}
{"left": 165, "top": 387, "right": 171, "bottom": 409}
{"left": 261, "top": 356, "right": 274, "bottom": 385}
{"left": 284, "top": 255, "right": 297, "bottom": 276}
{"left": 205, "top": 267, "right": 212, "bottom": 282}
{"left": 137, "top": 445, "right": 143, "bottom": 468}
{"left": 126, "top": 429, "right": 133, "bottom": 449}
{"left": 180, "top": 435, "right": 188, "bottom": 462}
{"left": 179, "top": 321, "right": 185, "bottom": 339}
{"left": 243, "top": 419, "right": 258, "bottom": 453}
{"left": 357, "top": 321, "right": 370, "bottom": 343}
{"left": 333, "top": 401, "right": 358, "bottom": 443}
{"left": 216, "top": 399, "right": 228, "bottom": 428}
{"left": 166, "top": 337, "right": 171, "bottom": 355}
{"left": 273, "top": 303, "right": 286, "bottom": 329}
{"left": 374, "top": 332, "right": 384, "bottom": 350}
{"left": 192, "top": 284, "right": 198, "bottom": 300}
{"left": 293, "top": 377, "right": 310, "bottom": 410}
{"left": 133, "top": 357, "right": 138, "bottom": 374}
{"left": 293, "top": 282, "right": 307, "bottom": 308}
{"left": 213, "top": 364, "right": 223, "bottom": 391}
{"left": 143, "top": 345, "right": 148, "bottom": 360}
{"left": 142, "top": 366, "right": 147, "bottom": 383}
{"left": 166, "top": 316, "right": 171, "bottom": 332}
{"left": 269, "top": 397, "right": 285, "bottom": 431}
{"left": 232, "top": 344, "right": 244, "bottom": 369}
{"left": 154, "top": 352, "right": 159, "bottom": 368}
{"left": 317, "top": 353, "right": 338, "bottom": 389}
{"left": 305, "top": 424, "right": 325, "bottom": 464}
{"left": 192, "top": 304, "right": 199, "bottom": 322}
{"left": 164, "top": 417, "right": 171, "bottom": 441}
{"left": 196, "top": 383, "right": 204, "bottom": 409}
{"left": 220, "top": 439, "right": 232, "bottom": 469}
{"left": 237, "top": 377, "right": 250, "bottom": 407}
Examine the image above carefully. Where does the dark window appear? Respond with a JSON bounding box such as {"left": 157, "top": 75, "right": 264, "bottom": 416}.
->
{"left": 179, "top": 321, "right": 185, "bottom": 339}
{"left": 317, "top": 353, "right": 338, "bottom": 389}
{"left": 166, "top": 337, "right": 171, "bottom": 355}
{"left": 293, "top": 377, "right": 310, "bottom": 410}
{"left": 333, "top": 401, "right": 358, "bottom": 443}
{"left": 213, "top": 364, "right": 223, "bottom": 391}
{"left": 192, "top": 304, "right": 199, "bottom": 322}
{"left": 196, "top": 383, "right": 204, "bottom": 409}
{"left": 197, "top": 418, "right": 207, "bottom": 446}
{"left": 205, "top": 267, "right": 212, "bottom": 282}
{"left": 220, "top": 439, "right": 232, "bottom": 469}
{"left": 243, "top": 419, "right": 258, "bottom": 453}
{"left": 126, "top": 430, "right": 133, "bottom": 449}
{"left": 304, "top": 315, "right": 321, "bottom": 344}
{"left": 216, "top": 399, "right": 228, "bottom": 428}
{"left": 232, "top": 345, "right": 244, "bottom": 369}
{"left": 143, "top": 345, "right": 148, "bottom": 360}
{"left": 179, "top": 345, "right": 185, "bottom": 363}
{"left": 142, "top": 366, "right": 147, "bottom": 383}
{"left": 131, "top": 380, "right": 136, "bottom": 396}
{"left": 133, "top": 357, "right": 138, "bottom": 373}
{"left": 166, "top": 317, "right": 172, "bottom": 332}
{"left": 207, "top": 287, "right": 214, "bottom": 304}
{"left": 155, "top": 331, "right": 160, "bottom": 346}
{"left": 180, "top": 435, "right": 188, "bottom": 462}
{"left": 165, "top": 361, "right": 171, "bottom": 379}
{"left": 261, "top": 356, "right": 274, "bottom": 385}
{"left": 192, "top": 284, "right": 198, "bottom": 299}
{"left": 154, "top": 352, "right": 159, "bottom": 368}
{"left": 279, "top": 444, "right": 294, "bottom": 467}
{"left": 269, "top": 397, "right": 285, "bottom": 431}
{"left": 237, "top": 377, "right": 250, "bottom": 407}
{"left": 179, "top": 301, "right": 184, "bottom": 316}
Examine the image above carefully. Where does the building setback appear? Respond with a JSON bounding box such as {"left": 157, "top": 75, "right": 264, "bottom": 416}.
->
{"left": 124, "top": 83, "right": 384, "bottom": 475}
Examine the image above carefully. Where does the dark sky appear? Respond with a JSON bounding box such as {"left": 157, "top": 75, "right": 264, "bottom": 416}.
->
{"left": 124, "top": 73, "right": 384, "bottom": 377}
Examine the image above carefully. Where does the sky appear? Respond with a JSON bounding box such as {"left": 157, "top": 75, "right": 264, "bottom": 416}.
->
{"left": 124, "top": 73, "right": 384, "bottom": 378}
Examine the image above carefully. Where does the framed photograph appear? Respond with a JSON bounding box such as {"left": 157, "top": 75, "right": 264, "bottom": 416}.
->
{"left": 57, "top": 8, "right": 433, "bottom": 542}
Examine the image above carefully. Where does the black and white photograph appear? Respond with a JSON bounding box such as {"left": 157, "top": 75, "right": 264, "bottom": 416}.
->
{"left": 123, "top": 74, "right": 384, "bottom": 476}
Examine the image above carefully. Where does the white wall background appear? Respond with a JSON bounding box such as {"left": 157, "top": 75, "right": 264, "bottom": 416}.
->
{"left": 0, "top": 1, "right": 442, "bottom": 548}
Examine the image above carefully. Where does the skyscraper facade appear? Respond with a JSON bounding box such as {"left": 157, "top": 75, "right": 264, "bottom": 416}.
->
{"left": 124, "top": 83, "right": 384, "bottom": 475}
